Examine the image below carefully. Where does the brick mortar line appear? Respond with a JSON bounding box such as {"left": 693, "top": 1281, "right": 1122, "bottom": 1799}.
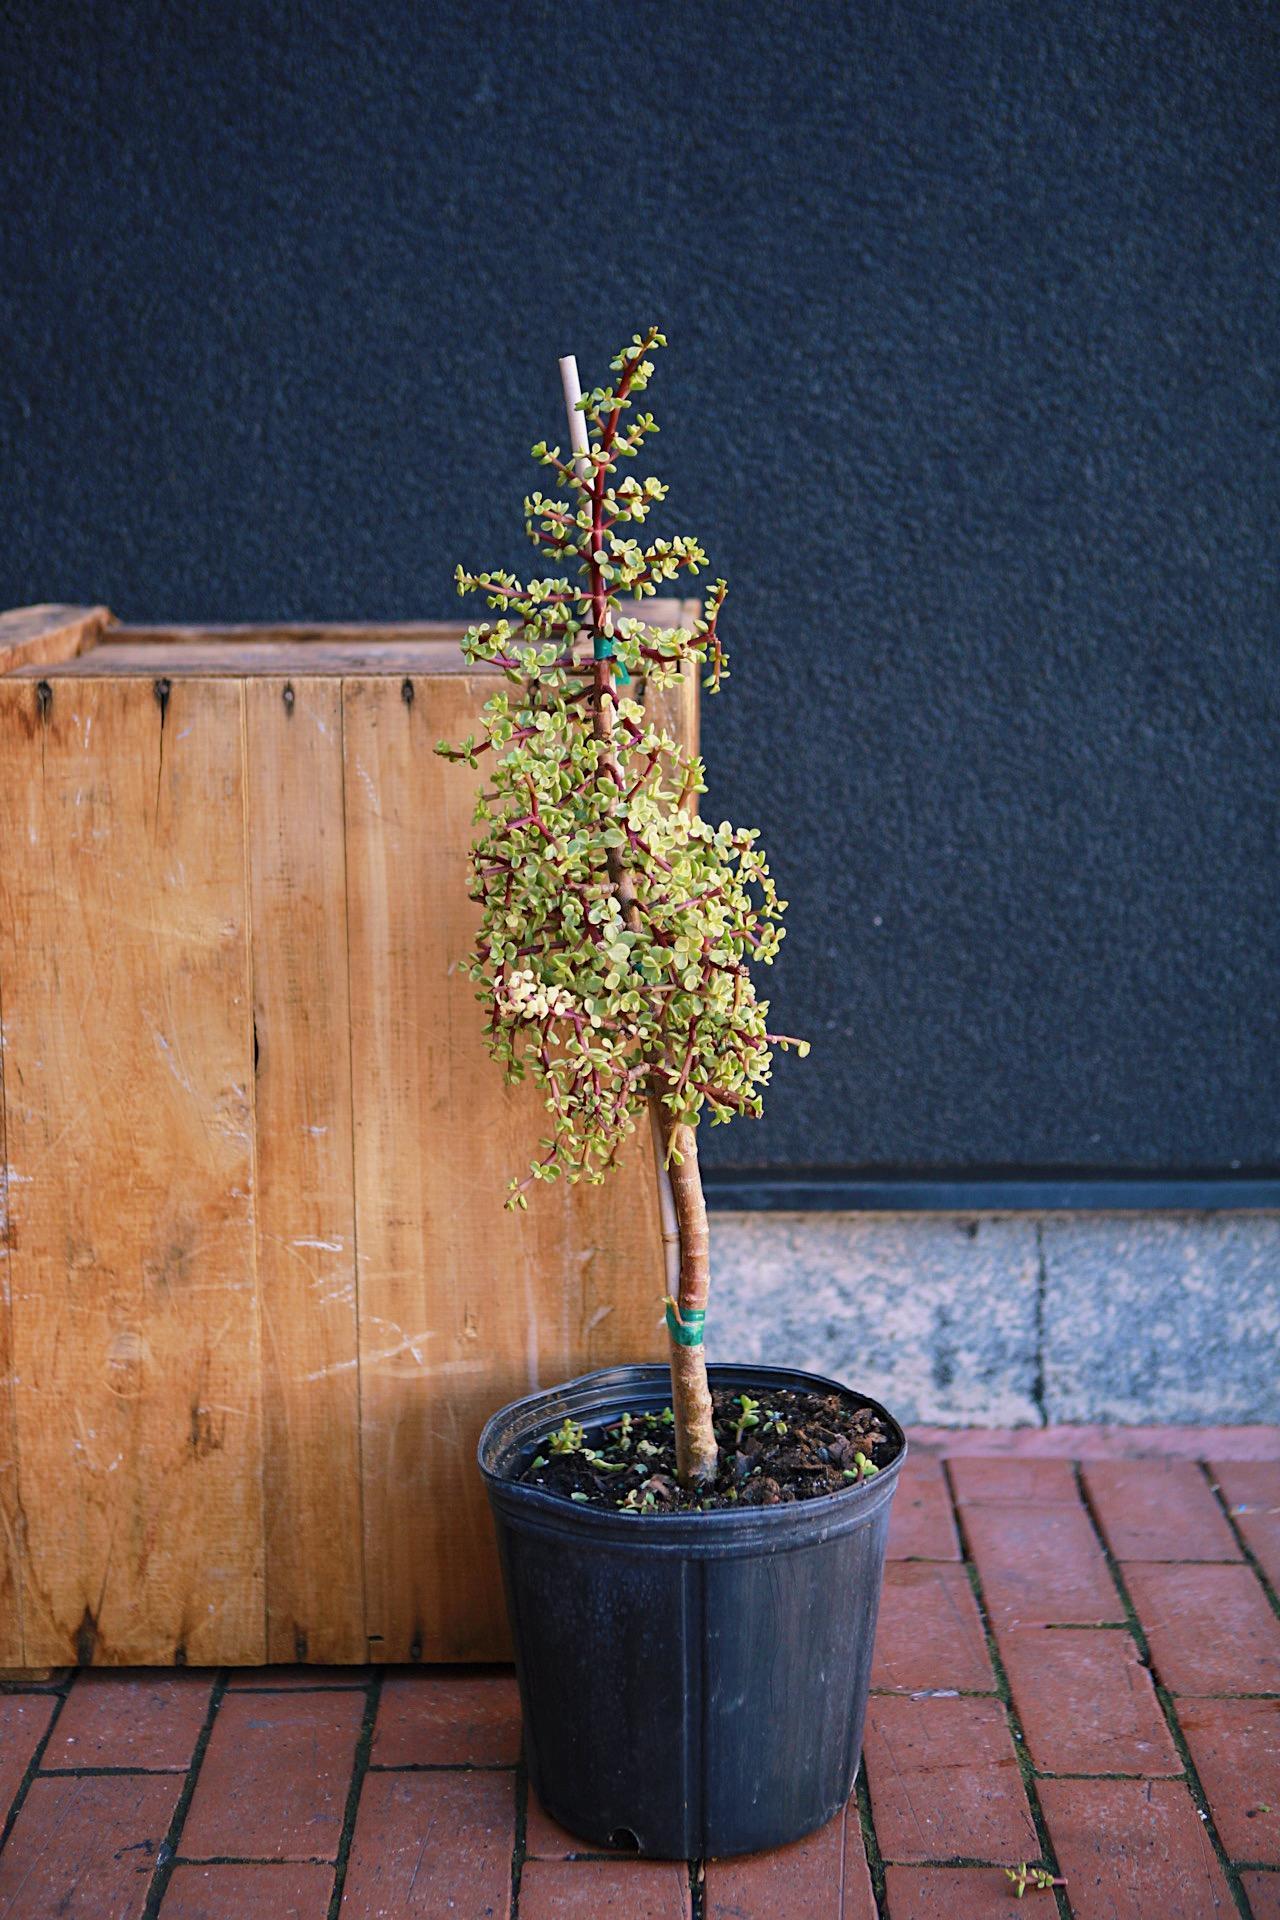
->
{"left": 1201, "top": 1460, "right": 1280, "bottom": 1622}
{"left": 326, "top": 1668, "right": 382, "bottom": 1920}
{"left": 140, "top": 1668, "right": 230, "bottom": 1920}
{"left": 689, "top": 1853, "right": 704, "bottom": 1920}
{"left": 875, "top": 1851, "right": 1059, "bottom": 1869}
{"left": 173, "top": 1852, "right": 338, "bottom": 1866}
{"left": 224, "top": 1682, "right": 371, "bottom": 1692}
{"left": 523, "top": 1845, "right": 637, "bottom": 1863}
{"left": 1070, "top": 1463, "right": 1254, "bottom": 1920}
{"left": 945, "top": 1464, "right": 1072, "bottom": 1920}
{"left": 366, "top": 1759, "right": 518, "bottom": 1772}
{"left": 0, "top": 1665, "right": 77, "bottom": 1856}
{"left": 510, "top": 1749, "right": 528, "bottom": 1920}
{"left": 40, "top": 1765, "right": 195, "bottom": 1777}
{"left": 871, "top": 1685, "right": 1001, "bottom": 1698}
{"left": 1144, "top": 1691, "right": 1278, "bottom": 1701}
{"left": 1052, "top": 1556, "right": 1276, "bottom": 1569}
{"left": 1032, "top": 1769, "right": 1181, "bottom": 1782}
{"left": 855, "top": 1771, "right": 888, "bottom": 1919}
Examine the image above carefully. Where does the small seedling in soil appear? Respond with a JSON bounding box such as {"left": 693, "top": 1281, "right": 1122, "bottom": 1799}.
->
{"left": 842, "top": 1451, "right": 880, "bottom": 1484}
{"left": 522, "top": 1388, "right": 892, "bottom": 1512}
{"left": 549, "top": 1417, "right": 587, "bottom": 1456}
{"left": 732, "top": 1393, "right": 790, "bottom": 1446}
{"left": 582, "top": 1446, "right": 627, "bottom": 1473}
{"left": 1005, "top": 1862, "right": 1065, "bottom": 1898}
{"left": 733, "top": 1394, "right": 761, "bottom": 1445}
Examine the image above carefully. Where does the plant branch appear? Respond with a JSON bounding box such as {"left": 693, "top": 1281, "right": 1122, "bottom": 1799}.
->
{"left": 441, "top": 336, "right": 804, "bottom": 1498}
{"left": 562, "top": 349, "right": 717, "bottom": 1486}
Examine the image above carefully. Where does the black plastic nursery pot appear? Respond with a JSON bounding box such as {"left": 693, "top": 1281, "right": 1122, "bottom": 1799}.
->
{"left": 478, "top": 1362, "right": 906, "bottom": 1860}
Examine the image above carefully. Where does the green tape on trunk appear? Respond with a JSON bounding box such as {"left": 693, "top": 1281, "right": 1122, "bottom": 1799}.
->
{"left": 593, "top": 632, "right": 632, "bottom": 684}
{"left": 665, "top": 1303, "right": 706, "bottom": 1347}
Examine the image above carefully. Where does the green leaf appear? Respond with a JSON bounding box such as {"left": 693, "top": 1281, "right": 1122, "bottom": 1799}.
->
{"left": 436, "top": 335, "right": 807, "bottom": 1210}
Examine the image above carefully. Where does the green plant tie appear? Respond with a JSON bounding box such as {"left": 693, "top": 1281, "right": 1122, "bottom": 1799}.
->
{"left": 665, "top": 1302, "right": 706, "bottom": 1347}
{"left": 594, "top": 631, "right": 631, "bottom": 685}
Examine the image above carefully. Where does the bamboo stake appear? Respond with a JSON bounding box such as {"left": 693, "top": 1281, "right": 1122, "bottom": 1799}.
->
{"left": 648, "top": 1099, "right": 681, "bottom": 1305}
{"left": 558, "top": 356, "right": 595, "bottom": 487}
{"left": 559, "top": 352, "right": 717, "bottom": 1484}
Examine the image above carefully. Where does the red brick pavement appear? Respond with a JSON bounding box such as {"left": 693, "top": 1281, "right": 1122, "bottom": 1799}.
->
{"left": 1081, "top": 1459, "right": 1242, "bottom": 1563}
{"left": 1210, "top": 1461, "right": 1280, "bottom": 1591}
{"left": 870, "top": 1562, "right": 994, "bottom": 1693}
{"left": 999, "top": 1624, "right": 1180, "bottom": 1777}
{"left": 0, "top": 1427, "right": 1274, "bottom": 1919}
{"left": 180, "top": 1690, "right": 366, "bottom": 1862}
{"left": 160, "top": 1862, "right": 336, "bottom": 1918}
{"left": 1037, "top": 1776, "right": 1234, "bottom": 1918}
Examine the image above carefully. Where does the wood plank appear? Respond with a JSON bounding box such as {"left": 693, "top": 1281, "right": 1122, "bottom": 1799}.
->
{"left": 111, "top": 622, "right": 480, "bottom": 645}
{"left": 0, "top": 605, "right": 111, "bottom": 678}
{"left": 0, "top": 985, "right": 23, "bottom": 1662}
{"left": 0, "top": 675, "right": 264, "bottom": 1665}
{"left": 645, "top": 600, "right": 703, "bottom": 772}
{"left": 0, "top": 600, "right": 700, "bottom": 1665}
{"left": 12, "top": 602, "right": 697, "bottom": 682}
{"left": 105, "top": 601, "right": 689, "bottom": 647}
{"left": 244, "top": 678, "right": 364, "bottom": 1662}
{"left": 14, "top": 639, "right": 476, "bottom": 678}
{"left": 344, "top": 676, "right": 666, "bottom": 1663}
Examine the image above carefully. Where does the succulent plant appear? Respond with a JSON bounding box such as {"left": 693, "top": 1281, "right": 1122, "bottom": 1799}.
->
{"left": 438, "top": 331, "right": 805, "bottom": 1484}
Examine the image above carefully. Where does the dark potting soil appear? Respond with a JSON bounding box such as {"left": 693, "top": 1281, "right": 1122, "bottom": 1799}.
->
{"left": 516, "top": 1387, "right": 899, "bottom": 1513}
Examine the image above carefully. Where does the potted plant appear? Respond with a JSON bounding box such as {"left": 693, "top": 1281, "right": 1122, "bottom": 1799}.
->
{"left": 438, "top": 331, "right": 905, "bottom": 1859}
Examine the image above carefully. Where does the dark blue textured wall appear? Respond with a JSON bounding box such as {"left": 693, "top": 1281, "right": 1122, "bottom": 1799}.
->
{"left": 3, "top": 0, "right": 1277, "bottom": 1174}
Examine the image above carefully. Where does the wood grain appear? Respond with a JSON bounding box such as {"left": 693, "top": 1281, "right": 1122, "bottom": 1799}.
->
{"left": 0, "top": 605, "right": 111, "bottom": 678}
{"left": 644, "top": 624, "right": 702, "bottom": 781}
{"left": 0, "top": 605, "right": 699, "bottom": 1665}
{"left": 0, "top": 987, "right": 22, "bottom": 1662}
{"left": 13, "top": 639, "right": 475, "bottom": 678}
{"left": 102, "top": 608, "right": 690, "bottom": 647}
{"left": 344, "top": 676, "right": 667, "bottom": 1662}
{"left": 0, "top": 676, "right": 264, "bottom": 1665}
{"left": 244, "top": 678, "right": 365, "bottom": 1662}
{"left": 7, "top": 601, "right": 698, "bottom": 683}
{"left": 109, "top": 622, "right": 479, "bottom": 645}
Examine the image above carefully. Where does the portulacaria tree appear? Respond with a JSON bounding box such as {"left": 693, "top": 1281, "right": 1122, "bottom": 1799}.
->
{"left": 437, "top": 330, "right": 805, "bottom": 1485}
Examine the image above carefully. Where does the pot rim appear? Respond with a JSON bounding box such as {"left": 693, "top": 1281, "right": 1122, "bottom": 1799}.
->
{"left": 477, "top": 1360, "right": 907, "bottom": 1537}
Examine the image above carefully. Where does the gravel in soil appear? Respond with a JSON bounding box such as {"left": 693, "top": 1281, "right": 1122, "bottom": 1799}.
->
{"left": 517, "top": 1388, "right": 899, "bottom": 1513}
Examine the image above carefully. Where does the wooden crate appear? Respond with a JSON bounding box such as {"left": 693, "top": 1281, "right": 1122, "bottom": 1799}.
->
{"left": 0, "top": 602, "right": 698, "bottom": 1666}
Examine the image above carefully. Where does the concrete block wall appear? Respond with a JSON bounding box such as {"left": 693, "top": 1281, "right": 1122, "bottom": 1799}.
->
{"left": 706, "top": 1212, "right": 1280, "bottom": 1425}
